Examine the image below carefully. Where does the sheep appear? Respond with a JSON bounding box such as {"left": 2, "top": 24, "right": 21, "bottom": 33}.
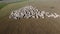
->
{"left": 38, "top": 11, "right": 45, "bottom": 19}
{"left": 19, "top": 12, "right": 24, "bottom": 18}
{"left": 53, "top": 13, "right": 60, "bottom": 18}
{"left": 45, "top": 12, "right": 51, "bottom": 17}
{"left": 9, "top": 11, "right": 16, "bottom": 19}
{"left": 45, "top": 12, "right": 60, "bottom": 18}
{"left": 9, "top": 12, "right": 13, "bottom": 19}
{"left": 32, "top": 16, "right": 35, "bottom": 18}
{"left": 24, "top": 11, "right": 31, "bottom": 19}
{"left": 35, "top": 11, "right": 39, "bottom": 19}
{"left": 9, "top": 5, "right": 60, "bottom": 19}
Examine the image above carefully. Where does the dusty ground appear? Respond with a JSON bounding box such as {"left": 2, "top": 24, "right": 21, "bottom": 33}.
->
{"left": 0, "top": 0, "right": 60, "bottom": 34}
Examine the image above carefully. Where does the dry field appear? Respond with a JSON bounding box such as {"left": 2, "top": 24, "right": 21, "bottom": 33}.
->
{"left": 0, "top": 0, "right": 60, "bottom": 34}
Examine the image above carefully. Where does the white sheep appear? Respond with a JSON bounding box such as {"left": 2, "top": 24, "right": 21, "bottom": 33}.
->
{"left": 9, "top": 6, "right": 60, "bottom": 19}
{"left": 38, "top": 11, "right": 45, "bottom": 19}
{"left": 54, "top": 13, "right": 60, "bottom": 18}
{"left": 45, "top": 12, "right": 51, "bottom": 17}
{"left": 32, "top": 16, "right": 35, "bottom": 18}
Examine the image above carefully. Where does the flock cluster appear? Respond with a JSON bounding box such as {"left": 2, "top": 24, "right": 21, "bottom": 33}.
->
{"left": 9, "top": 6, "right": 60, "bottom": 19}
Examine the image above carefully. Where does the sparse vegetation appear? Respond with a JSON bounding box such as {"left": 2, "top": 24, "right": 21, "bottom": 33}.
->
{"left": 0, "top": 0, "right": 27, "bottom": 9}
{"left": 0, "top": 3, "right": 7, "bottom": 9}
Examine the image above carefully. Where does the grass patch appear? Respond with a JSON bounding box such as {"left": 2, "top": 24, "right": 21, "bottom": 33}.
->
{"left": 0, "top": 1, "right": 28, "bottom": 19}
{"left": 0, "top": 3, "right": 8, "bottom": 9}
{"left": 0, "top": 0, "right": 27, "bottom": 9}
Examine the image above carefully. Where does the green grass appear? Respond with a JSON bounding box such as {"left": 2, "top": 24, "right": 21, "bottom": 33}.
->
{"left": 0, "top": 0, "right": 27, "bottom": 9}
{"left": 0, "top": 3, "right": 8, "bottom": 9}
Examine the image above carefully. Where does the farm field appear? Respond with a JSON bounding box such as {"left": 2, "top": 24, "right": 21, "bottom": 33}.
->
{"left": 0, "top": 0, "right": 60, "bottom": 34}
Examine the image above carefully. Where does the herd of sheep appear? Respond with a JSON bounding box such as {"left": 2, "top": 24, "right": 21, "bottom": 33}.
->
{"left": 9, "top": 6, "right": 60, "bottom": 19}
